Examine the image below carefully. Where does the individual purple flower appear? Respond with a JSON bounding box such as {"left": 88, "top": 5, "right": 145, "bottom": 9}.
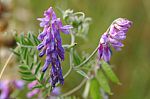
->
{"left": 0, "top": 80, "right": 10, "bottom": 99}
{"left": 27, "top": 80, "right": 38, "bottom": 89}
{"left": 98, "top": 33, "right": 112, "bottom": 62}
{"left": 98, "top": 18, "right": 132, "bottom": 62}
{"left": 27, "top": 89, "right": 40, "bottom": 98}
{"left": 13, "top": 80, "right": 24, "bottom": 89}
{"left": 27, "top": 80, "right": 40, "bottom": 98}
{"left": 51, "top": 87, "right": 61, "bottom": 96}
{"left": 49, "top": 87, "right": 61, "bottom": 99}
{"left": 37, "top": 7, "right": 72, "bottom": 87}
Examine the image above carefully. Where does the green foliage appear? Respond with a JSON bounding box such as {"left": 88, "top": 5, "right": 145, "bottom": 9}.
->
{"left": 83, "top": 80, "right": 90, "bottom": 98}
{"left": 63, "top": 9, "right": 91, "bottom": 39}
{"left": 96, "top": 69, "right": 112, "bottom": 95}
{"left": 73, "top": 50, "right": 90, "bottom": 78}
{"left": 63, "top": 43, "right": 77, "bottom": 51}
{"left": 73, "top": 50, "right": 82, "bottom": 65}
{"left": 75, "top": 69, "right": 89, "bottom": 79}
{"left": 60, "top": 96, "right": 80, "bottom": 99}
{"left": 89, "top": 61, "right": 121, "bottom": 98}
{"left": 13, "top": 32, "right": 46, "bottom": 88}
{"left": 90, "top": 78, "right": 102, "bottom": 99}
{"left": 32, "top": 85, "right": 43, "bottom": 89}
{"left": 101, "top": 61, "right": 121, "bottom": 85}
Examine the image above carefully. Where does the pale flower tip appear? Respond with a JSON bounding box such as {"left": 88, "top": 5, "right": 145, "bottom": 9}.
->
{"left": 37, "top": 18, "right": 43, "bottom": 21}
{"left": 49, "top": 6, "right": 52, "bottom": 9}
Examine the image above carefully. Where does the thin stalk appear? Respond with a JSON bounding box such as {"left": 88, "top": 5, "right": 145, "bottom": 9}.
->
{"left": 0, "top": 47, "right": 18, "bottom": 79}
{"left": 73, "top": 23, "right": 111, "bottom": 69}
{"left": 74, "top": 46, "right": 99, "bottom": 69}
{"left": 61, "top": 44, "right": 99, "bottom": 97}
{"left": 60, "top": 78, "right": 87, "bottom": 97}
{"left": 17, "top": 42, "right": 36, "bottom": 48}
{"left": 0, "top": 53, "right": 13, "bottom": 79}
{"left": 60, "top": 62, "right": 93, "bottom": 97}
{"left": 74, "top": 12, "right": 85, "bottom": 19}
{"left": 63, "top": 33, "right": 75, "bottom": 78}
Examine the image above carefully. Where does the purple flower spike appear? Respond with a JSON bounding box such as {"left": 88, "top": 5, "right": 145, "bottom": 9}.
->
{"left": 98, "top": 18, "right": 132, "bottom": 62}
{"left": 37, "top": 43, "right": 44, "bottom": 50}
{"left": 37, "top": 6, "right": 72, "bottom": 87}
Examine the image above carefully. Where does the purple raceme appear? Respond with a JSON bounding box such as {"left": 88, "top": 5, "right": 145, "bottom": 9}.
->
{"left": 98, "top": 18, "right": 132, "bottom": 62}
{"left": 37, "top": 7, "right": 72, "bottom": 87}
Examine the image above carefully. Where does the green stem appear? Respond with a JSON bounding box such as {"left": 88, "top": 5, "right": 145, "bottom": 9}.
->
{"left": 61, "top": 41, "right": 99, "bottom": 97}
{"left": 72, "top": 23, "right": 111, "bottom": 70}
{"left": 63, "top": 33, "right": 75, "bottom": 78}
{"left": 74, "top": 12, "right": 85, "bottom": 18}
{"left": 74, "top": 45, "right": 99, "bottom": 69}
{"left": 17, "top": 42, "right": 36, "bottom": 48}
{"left": 60, "top": 78, "right": 87, "bottom": 97}
{"left": 60, "top": 62, "right": 94, "bottom": 97}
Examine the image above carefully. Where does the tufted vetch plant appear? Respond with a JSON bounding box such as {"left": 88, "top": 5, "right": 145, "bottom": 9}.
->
{"left": 0, "top": 4, "right": 132, "bottom": 99}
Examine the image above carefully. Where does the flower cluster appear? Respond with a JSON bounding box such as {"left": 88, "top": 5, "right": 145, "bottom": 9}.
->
{"left": 37, "top": 7, "right": 72, "bottom": 87}
{"left": 63, "top": 9, "right": 91, "bottom": 38}
{"left": 0, "top": 80, "right": 24, "bottom": 99}
{"left": 27, "top": 80, "right": 61, "bottom": 98}
{"left": 98, "top": 18, "right": 132, "bottom": 62}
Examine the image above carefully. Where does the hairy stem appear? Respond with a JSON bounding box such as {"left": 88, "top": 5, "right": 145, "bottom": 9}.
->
{"left": 73, "top": 25, "right": 111, "bottom": 70}
{"left": 17, "top": 42, "right": 36, "bottom": 48}
{"left": 74, "top": 45, "right": 99, "bottom": 69}
{"left": 63, "top": 33, "right": 75, "bottom": 78}
{"left": 60, "top": 78, "right": 87, "bottom": 97}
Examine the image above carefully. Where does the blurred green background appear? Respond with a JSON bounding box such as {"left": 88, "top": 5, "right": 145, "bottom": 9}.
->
{"left": 0, "top": 0, "right": 150, "bottom": 99}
